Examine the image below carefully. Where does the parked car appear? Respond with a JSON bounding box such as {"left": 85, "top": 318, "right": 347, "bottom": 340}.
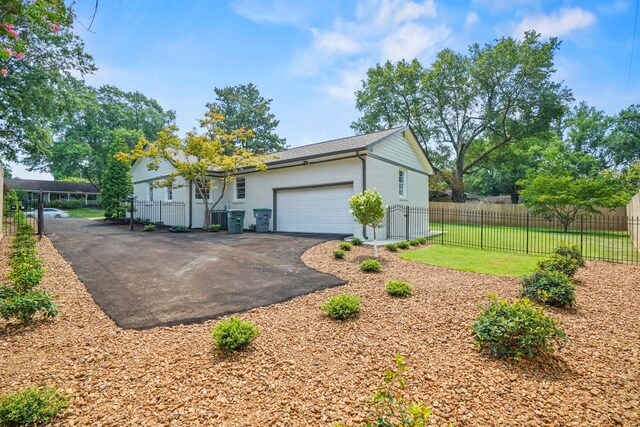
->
{"left": 25, "top": 208, "right": 69, "bottom": 219}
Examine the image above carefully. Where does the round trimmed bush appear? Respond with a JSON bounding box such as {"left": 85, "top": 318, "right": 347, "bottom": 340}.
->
{"left": 522, "top": 269, "right": 575, "bottom": 308}
{"left": 396, "top": 241, "right": 410, "bottom": 249}
{"left": 409, "top": 239, "right": 421, "bottom": 246}
{"left": 472, "top": 294, "right": 568, "bottom": 361}
{"left": 537, "top": 254, "right": 579, "bottom": 277}
{"left": 554, "top": 244, "right": 585, "bottom": 267}
{"left": 321, "top": 294, "right": 361, "bottom": 320}
{"left": 360, "top": 259, "right": 381, "bottom": 272}
{"left": 0, "top": 385, "right": 70, "bottom": 426}
{"left": 333, "top": 250, "right": 345, "bottom": 260}
{"left": 351, "top": 237, "right": 363, "bottom": 246}
{"left": 386, "top": 280, "right": 413, "bottom": 297}
{"left": 211, "top": 317, "right": 259, "bottom": 351}
{"left": 417, "top": 237, "right": 427, "bottom": 244}
{"left": 339, "top": 242, "right": 353, "bottom": 251}
{"left": 385, "top": 243, "right": 398, "bottom": 252}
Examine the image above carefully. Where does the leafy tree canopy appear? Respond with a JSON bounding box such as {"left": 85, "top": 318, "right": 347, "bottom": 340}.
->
{"left": 349, "top": 189, "right": 385, "bottom": 257}
{"left": 352, "top": 31, "right": 572, "bottom": 202}
{"left": 206, "top": 83, "right": 287, "bottom": 154}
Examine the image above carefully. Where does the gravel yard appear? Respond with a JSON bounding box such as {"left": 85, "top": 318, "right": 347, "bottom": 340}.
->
{"left": 1, "top": 237, "right": 638, "bottom": 426}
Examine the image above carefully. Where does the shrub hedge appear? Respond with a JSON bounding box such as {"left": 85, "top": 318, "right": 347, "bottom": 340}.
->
{"left": 321, "top": 294, "right": 361, "bottom": 320}
{"left": 360, "top": 259, "right": 381, "bottom": 272}
{"left": 0, "top": 385, "right": 70, "bottom": 426}
{"left": 537, "top": 254, "right": 579, "bottom": 277}
{"left": 210, "top": 317, "right": 259, "bottom": 351}
{"left": 522, "top": 270, "right": 575, "bottom": 308}
{"left": 386, "top": 280, "right": 413, "bottom": 297}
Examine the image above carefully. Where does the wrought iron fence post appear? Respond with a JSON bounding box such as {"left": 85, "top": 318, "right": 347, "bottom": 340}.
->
{"left": 37, "top": 190, "right": 44, "bottom": 238}
{"left": 480, "top": 210, "right": 484, "bottom": 249}
{"left": 405, "top": 205, "right": 410, "bottom": 241}
{"left": 526, "top": 213, "right": 529, "bottom": 254}
{"left": 129, "top": 197, "right": 135, "bottom": 231}
{"left": 386, "top": 206, "right": 390, "bottom": 239}
{"left": 441, "top": 207, "right": 444, "bottom": 244}
{"left": 580, "top": 214, "right": 584, "bottom": 253}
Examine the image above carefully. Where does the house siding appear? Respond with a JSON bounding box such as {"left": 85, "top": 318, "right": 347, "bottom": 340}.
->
{"left": 368, "top": 131, "right": 430, "bottom": 173}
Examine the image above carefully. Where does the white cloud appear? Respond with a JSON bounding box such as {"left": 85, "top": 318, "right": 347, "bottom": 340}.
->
{"left": 232, "top": 0, "right": 308, "bottom": 26}
{"left": 514, "top": 8, "right": 597, "bottom": 38}
{"left": 465, "top": 11, "right": 479, "bottom": 28}
{"left": 312, "top": 30, "right": 361, "bottom": 55}
{"left": 471, "top": 0, "right": 537, "bottom": 13}
{"left": 322, "top": 69, "right": 365, "bottom": 102}
{"left": 381, "top": 23, "right": 451, "bottom": 61}
{"left": 361, "top": 0, "right": 437, "bottom": 26}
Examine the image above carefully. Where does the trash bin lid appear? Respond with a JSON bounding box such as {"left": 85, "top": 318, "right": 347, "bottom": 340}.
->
{"left": 253, "top": 208, "right": 272, "bottom": 212}
{"left": 227, "top": 209, "right": 245, "bottom": 213}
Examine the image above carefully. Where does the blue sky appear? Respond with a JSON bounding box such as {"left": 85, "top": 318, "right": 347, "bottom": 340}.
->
{"left": 13, "top": 0, "right": 639, "bottom": 178}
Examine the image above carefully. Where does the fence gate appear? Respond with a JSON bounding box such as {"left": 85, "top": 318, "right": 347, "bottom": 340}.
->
{"left": 386, "top": 204, "right": 429, "bottom": 240}
{"left": 2, "top": 192, "right": 43, "bottom": 236}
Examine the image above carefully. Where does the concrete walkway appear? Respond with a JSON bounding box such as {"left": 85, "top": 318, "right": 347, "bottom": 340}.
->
{"left": 45, "top": 219, "right": 346, "bottom": 329}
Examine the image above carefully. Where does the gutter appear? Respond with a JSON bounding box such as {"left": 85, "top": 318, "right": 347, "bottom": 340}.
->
{"left": 355, "top": 150, "right": 368, "bottom": 239}
{"left": 188, "top": 180, "right": 193, "bottom": 229}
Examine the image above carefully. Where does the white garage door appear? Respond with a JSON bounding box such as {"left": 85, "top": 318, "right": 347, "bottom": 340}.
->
{"left": 276, "top": 184, "right": 354, "bottom": 234}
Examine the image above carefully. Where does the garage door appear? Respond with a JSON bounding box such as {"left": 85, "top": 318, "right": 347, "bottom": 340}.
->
{"left": 276, "top": 184, "right": 354, "bottom": 234}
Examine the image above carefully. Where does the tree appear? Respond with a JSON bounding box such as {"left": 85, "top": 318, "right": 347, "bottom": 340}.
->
{"left": 519, "top": 143, "right": 632, "bottom": 232}
{"left": 100, "top": 129, "right": 133, "bottom": 218}
{"left": 352, "top": 31, "right": 571, "bottom": 202}
{"left": 612, "top": 104, "right": 640, "bottom": 168}
{"left": 26, "top": 85, "right": 175, "bottom": 187}
{"left": 206, "top": 83, "right": 287, "bottom": 153}
{"left": 0, "top": 14, "right": 94, "bottom": 163}
{"left": 466, "top": 136, "right": 550, "bottom": 203}
{"left": 349, "top": 189, "right": 386, "bottom": 257}
{"left": 117, "top": 107, "right": 269, "bottom": 229}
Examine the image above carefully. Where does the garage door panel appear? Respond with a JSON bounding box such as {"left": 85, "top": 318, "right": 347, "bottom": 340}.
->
{"left": 277, "top": 185, "right": 354, "bottom": 234}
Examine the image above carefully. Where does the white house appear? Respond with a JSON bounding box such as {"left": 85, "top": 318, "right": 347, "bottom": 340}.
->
{"left": 130, "top": 126, "right": 433, "bottom": 239}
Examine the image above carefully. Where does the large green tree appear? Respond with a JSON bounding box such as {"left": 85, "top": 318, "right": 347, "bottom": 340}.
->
{"left": 0, "top": 13, "right": 94, "bottom": 163}
{"left": 352, "top": 31, "right": 571, "bottom": 202}
{"left": 519, "top": 142, "right": 632, "bottom": 232}
{"left": 100, "top": 129, "right": 133, "bottom": 218}
{"left": 206, "top": 83, "right": 287, "bottom": 153}
{"left": 27, "top": 85, "right": 175, "bottom": 187}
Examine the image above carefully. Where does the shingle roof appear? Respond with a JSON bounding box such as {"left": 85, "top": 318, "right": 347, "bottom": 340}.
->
{"left": 268, "top": 127, "right": 404, "bottom": 163}
{"left": 5, "top": 179, "right": 99, "bottom": 193}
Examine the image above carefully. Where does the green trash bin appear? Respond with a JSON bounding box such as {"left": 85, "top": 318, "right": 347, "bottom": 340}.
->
{"left": 253, "top": 208, "right": 272, "bottom": 233}
{"left": 227, "top": 210, "right": 245, "bottom": 234}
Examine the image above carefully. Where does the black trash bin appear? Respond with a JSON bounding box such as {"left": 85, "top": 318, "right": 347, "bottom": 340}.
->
{"left": 253, "top": 208, "right": 272, "bottom": 233}
{"left": 227, "top": 210, "right": 245, "bottom": 234}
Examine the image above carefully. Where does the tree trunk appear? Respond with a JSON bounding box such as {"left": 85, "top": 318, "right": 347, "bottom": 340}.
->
{"left": 510, "top": 191, "right": 519, "bottom": 204}
{"left": 372, "top": 227, "right": 378, "bottom": 258}
{"left": 450, "top": 165, "right": 466, "bottom": 203}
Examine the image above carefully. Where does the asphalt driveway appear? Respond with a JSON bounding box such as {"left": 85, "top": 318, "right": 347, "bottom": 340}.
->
{"left": 45, "top": 219, "right": 346, "bottom": 329}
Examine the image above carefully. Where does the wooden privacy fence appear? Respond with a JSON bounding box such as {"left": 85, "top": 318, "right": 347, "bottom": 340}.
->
{"left": 429, "top": 202, "right": 628, "bottom": 231}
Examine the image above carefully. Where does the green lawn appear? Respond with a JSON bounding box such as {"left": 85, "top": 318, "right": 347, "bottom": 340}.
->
{"left": 426, "top": 221, "right": 638, "bottom": 264}
{"left": 67, "top": 208, "right": 105, "bottom": 219}
{"left": 400, "top": 244, "right": 542, "bottom": 277}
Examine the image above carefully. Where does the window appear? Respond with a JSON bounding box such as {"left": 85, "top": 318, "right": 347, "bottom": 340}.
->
{"left": 235, "top": 177, "right": 246, "bottom": 200}
{"left": 166, "top": 187, "right": 173, "bottom": 201}
{"left": 148, "top": 184, "right": 154, "bottom": 202}
{"left": 195, "top": 181, "right": 210, "bottom": 200}
{"left": 399, "top": 169, "right": 407, "bottom": 198}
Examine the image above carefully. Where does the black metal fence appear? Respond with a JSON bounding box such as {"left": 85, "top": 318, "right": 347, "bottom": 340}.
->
{"left": 3, "top": 195, "right": 43, "bottom": 236}
{"left": 386, "top": 205, "right": 640, "bottom": 264}
{"left": 211, "top": 210, "right": 228, "bottom": 230}
{"left": 128, "top": 200, "right": 187, "bottom": 231}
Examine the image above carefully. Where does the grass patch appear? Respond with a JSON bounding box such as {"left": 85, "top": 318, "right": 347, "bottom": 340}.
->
{"left": 400, "top": 244, "right": 542, "bottom": 277}
{"left": 67, "top": 208, "right": 105, "bottom": 219}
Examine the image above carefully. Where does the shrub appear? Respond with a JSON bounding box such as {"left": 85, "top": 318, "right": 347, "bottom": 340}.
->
{"left": 350, "top": 237, "right": 363, "bottom": 246}
{"left": 360, "top": 259, "right": 381, "bottom": 273}
{"left": 0, "top": 287, "right": 58, "bottom": 323}
{"left": 321, "top": 294, "right": 361, "bottom": 320}
{"left": 173, "top": 225, "right": 189, "bottom": 232}
{"left": 0, "top": 385, "right": 70, "bottom": 426}
{"left": 208, "top": 224, "right": 221, "bottom": 232}
{"left": 248, "top": 224, "right": 257, "bottom": 231}
{"left": 385, "top": 243, "right": 398, "bottom": 252}
{"left": 386, "top": 280, "right": 413, "bottom": 298}
{"left": 339, "top": 242, "right": 352, "bottom": 251}
{"left": 472, "top": 294, "right": 567, "bottom": 361}
{"left": 210, "top": 317, "right": 259, "bottom": 351}
{"left": 8, "top": 259, "right": 45, "bottom": 293}
{"left": 554, "top": 244, "right": 585, "bottom": 267}
{"left": 522, "top": 270, "right": 575, "bottom": 308}
{"left": 333, "top": 250, "right": 345, "bottom": 260}
{"left": 417, "top": 237, "right": 427, "bottom": 244}
{"left": 397, "top": 241, "right": 410, "bottom": 249}
{"left": 409, "top": 239, "right": 421, "bottom": 246}
{"left": 143, "top": 224, "right": 156, "bottom": 232}
{"left": 537, "top": 254, "right": 579, "bottom": 277}
{"left": 46, "top": 199, "right": 84, "bottom": 210}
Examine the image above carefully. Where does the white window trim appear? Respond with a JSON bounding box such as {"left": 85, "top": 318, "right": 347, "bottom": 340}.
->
{"left": 399, "top": 169, "right": 408, "bottom": 199}
{"left": 166, "top": 187, "right": 173, "bottom": 202}
{"left": 234, "top": 178, "right": 246, "bottom": 203}
{"left": 195, "top": 181, "right": 211, "bottom": 201}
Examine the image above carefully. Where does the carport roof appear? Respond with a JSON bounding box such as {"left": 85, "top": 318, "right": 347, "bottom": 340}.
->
{"left": 269, "top": 126, "right": 404, "bottom": 163}
{"left": 5, "top": 178, "right": 99, "bottom": 194}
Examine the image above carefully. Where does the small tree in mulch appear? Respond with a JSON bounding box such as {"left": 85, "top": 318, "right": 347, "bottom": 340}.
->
{"left": 349, "top": 189, "right": 385, "bottom": 258}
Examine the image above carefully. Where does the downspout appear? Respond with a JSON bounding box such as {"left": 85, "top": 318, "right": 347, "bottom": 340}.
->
{"left": 188, "top": 180, "right": 193, "bottom": 229}
{"left": 355, "top": 151, "right": 368, "bottom": 239}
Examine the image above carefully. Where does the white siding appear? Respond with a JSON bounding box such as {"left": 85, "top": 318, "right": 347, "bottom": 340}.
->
{"left": 369, "top": 131, "right": 431, "bottom": 173}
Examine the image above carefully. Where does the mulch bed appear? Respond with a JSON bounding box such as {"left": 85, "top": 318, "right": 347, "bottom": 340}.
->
{"left": 0, "top": 237, "right": 638, "bottom": 426}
